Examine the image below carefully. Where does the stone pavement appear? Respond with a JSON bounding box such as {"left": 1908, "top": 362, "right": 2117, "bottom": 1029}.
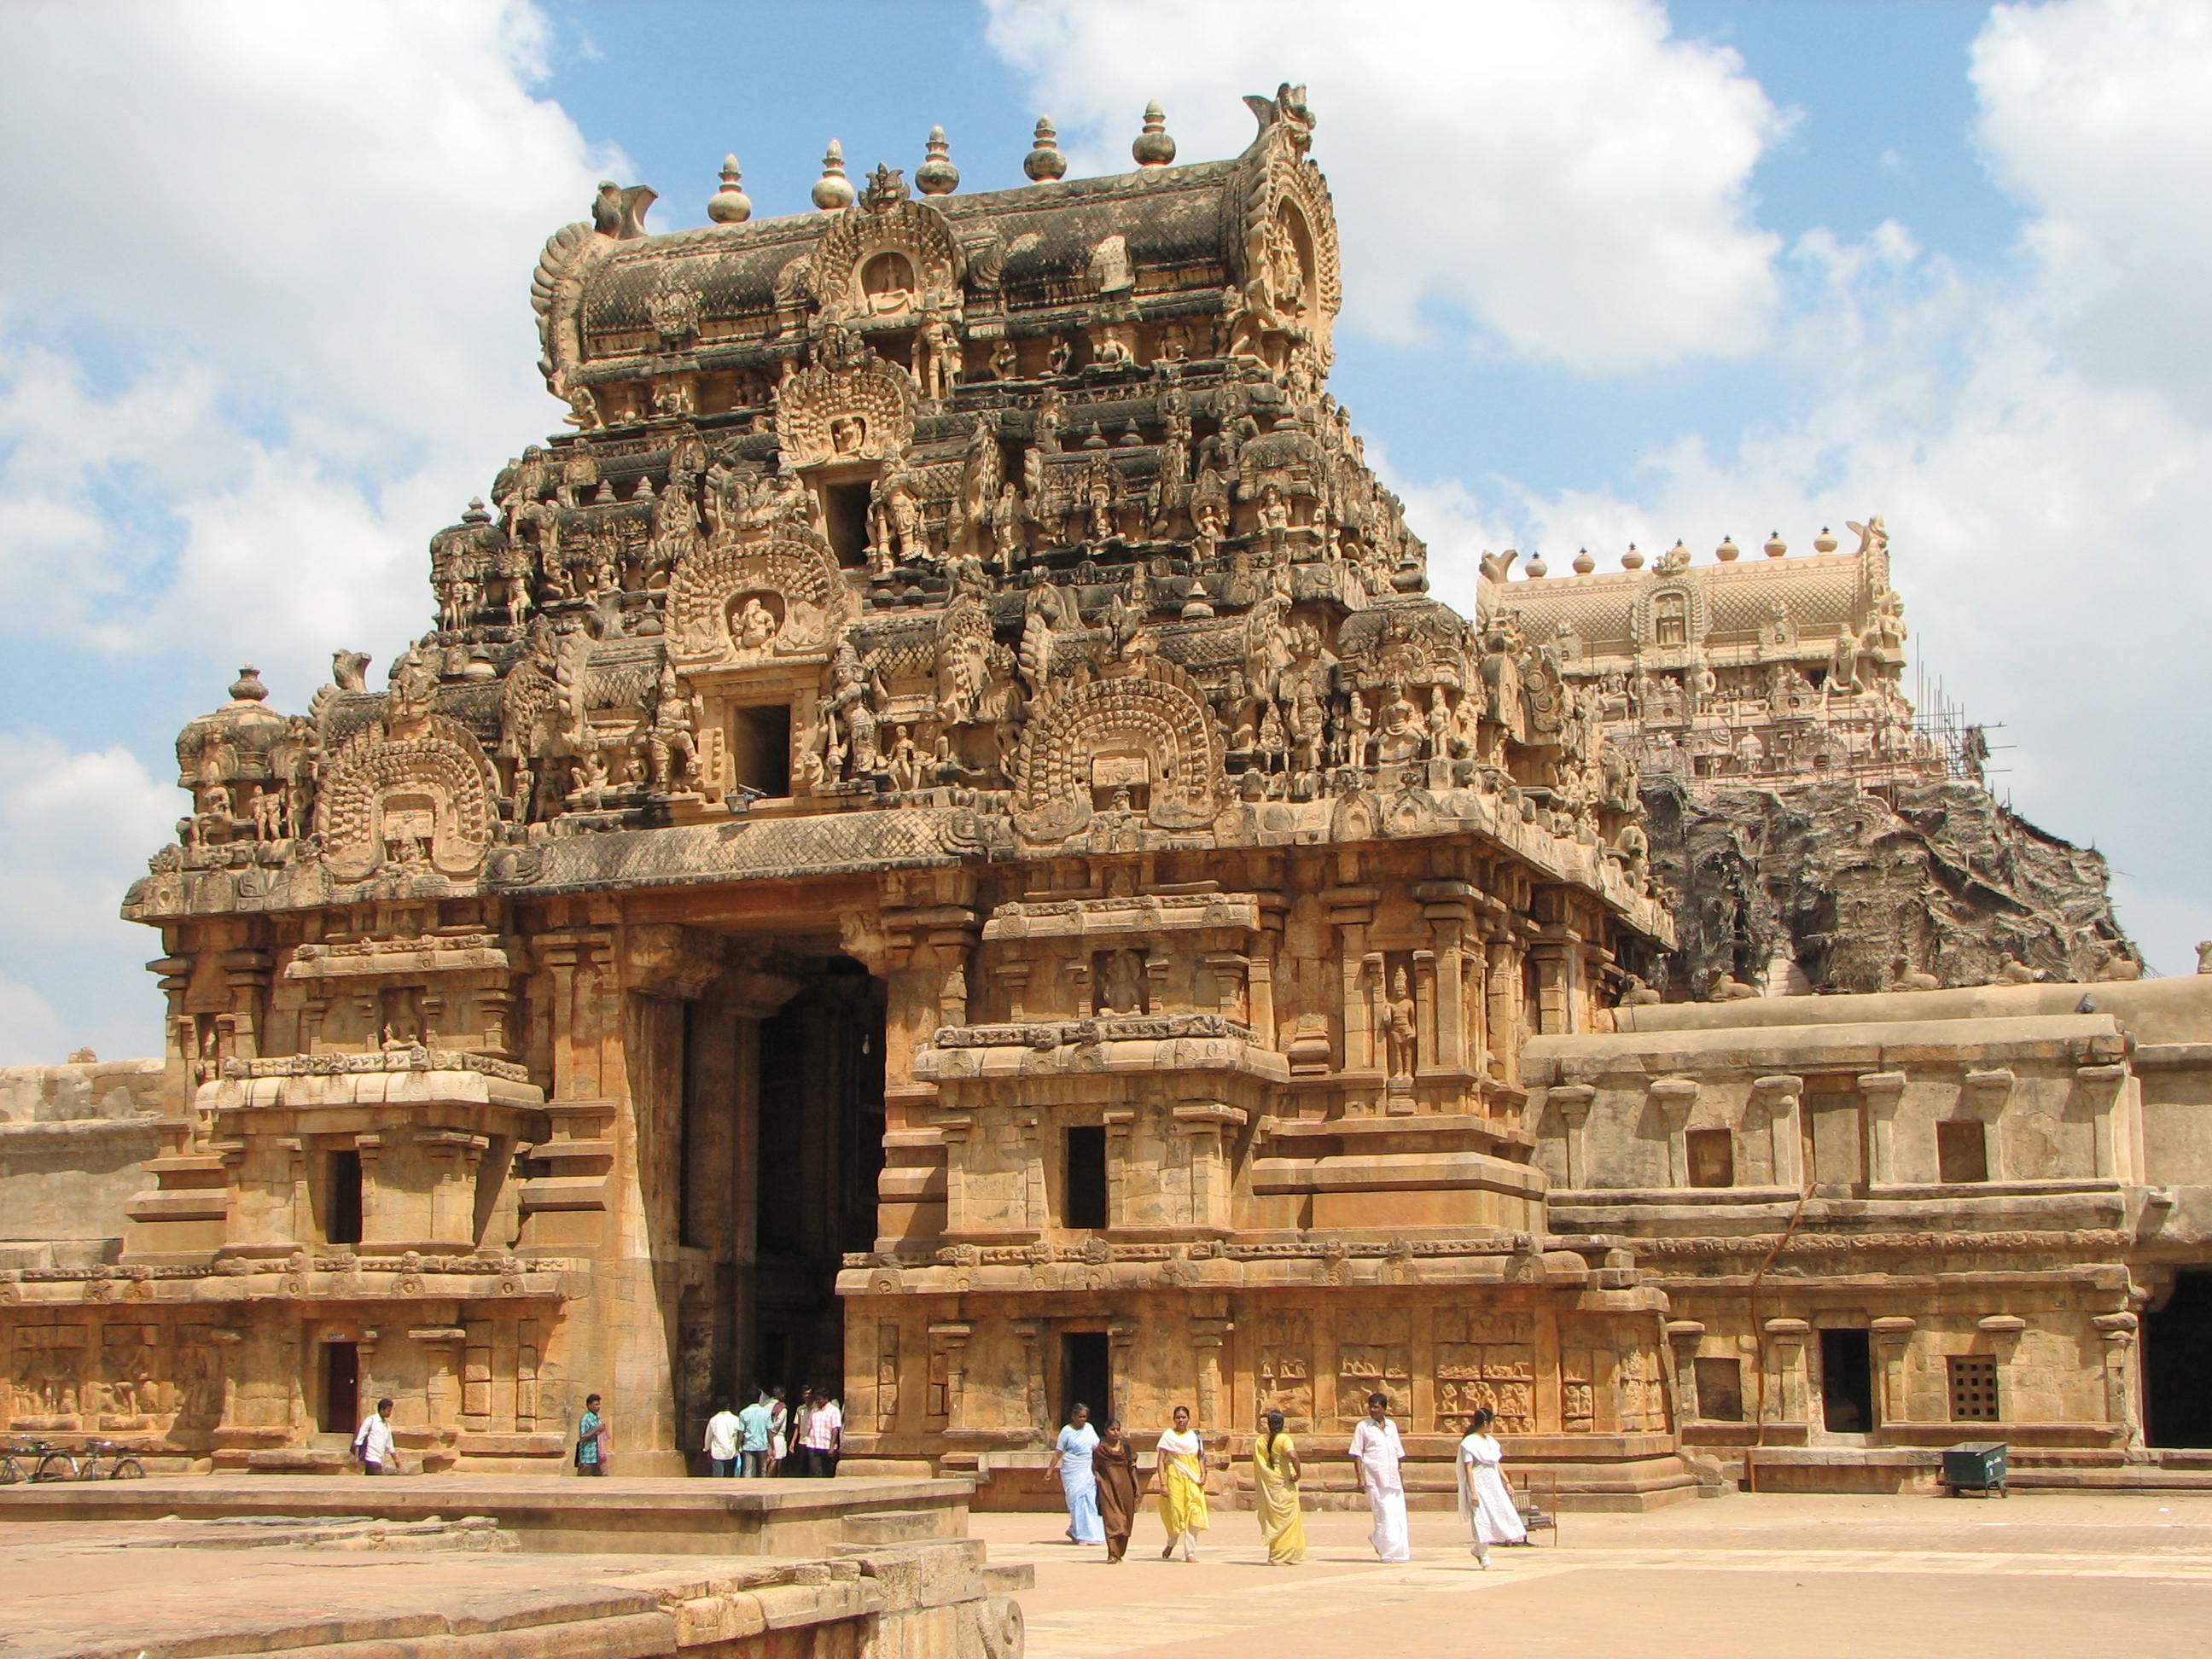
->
{"left": 969, "top": 1491, "right": 2212, "bottom": 1659}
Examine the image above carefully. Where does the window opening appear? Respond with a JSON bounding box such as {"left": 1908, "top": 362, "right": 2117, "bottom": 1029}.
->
{"left": 327, "top": 1149, "right": 364, "bottom": 1246}
{"left": 1948, "top": 1355, "right": 2000, "bottom": 1422}
{"left": 1064, "top": 1125, "right": 1109, "bottom": 1230}
{"left": 731, "top": 704, "right": 792, "bottom": 798}
{"left": 1686, "top": 1128, "right": 1735, "bottom": 1189}
{"left": 822, "top": 480, "right": 873, "bottom": 566}
{"left": 1694, "top": 1357, "right": 1744, "bottom": 1422}
{"left": 1937, "top": 1120, "right": 1988, "bottom": 1184}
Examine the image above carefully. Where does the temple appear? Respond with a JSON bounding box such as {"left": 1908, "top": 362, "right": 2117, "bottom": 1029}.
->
{"left": 6, "top": 89, "right": 2212, "bottom": 1502}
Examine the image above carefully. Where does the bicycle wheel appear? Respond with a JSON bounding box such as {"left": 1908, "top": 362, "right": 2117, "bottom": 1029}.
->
{"left": 77, "top": 1455, "right": 108, "bottom": 1481}
{"left": 110, "top": 1458, "right": 145, "bottom": 1480}
{"left": 33, "top": 1452, "right": 74, "bottom": 1482}
{"left": 0, "top": 1455, "right": 21, "bottom": 1484}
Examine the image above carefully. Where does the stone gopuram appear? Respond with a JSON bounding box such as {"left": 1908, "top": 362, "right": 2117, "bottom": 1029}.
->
{"left": 19, "top": 90, "right": 1690, "bottom": 1505}
{"left": 15, "top": 86, "right": 2209, "bottom": 1509}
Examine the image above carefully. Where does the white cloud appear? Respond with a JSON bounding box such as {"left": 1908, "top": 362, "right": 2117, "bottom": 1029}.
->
{"left": 0, "top": 0, "right": 618, "bottom": 694}
{"left": 0, "top": 735, "right": 174, "bottom": 1064}
{"left": 982, "top": 0, "right": 1784, "bottom": 371}
{"left": 1388, "top": 0, "right": 2212, "bottom": 974}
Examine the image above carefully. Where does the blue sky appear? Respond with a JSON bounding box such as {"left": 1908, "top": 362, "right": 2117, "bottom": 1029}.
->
{"left": 0, "top": 0, "right": 2205, "bottom": 1062}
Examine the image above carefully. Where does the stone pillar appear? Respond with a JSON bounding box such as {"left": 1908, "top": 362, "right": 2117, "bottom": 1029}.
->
{"left": 1324, "top": 886, "right": 1379, "bottom": 1074}
{"left": 1649, "top": 1077, "right": 1699, "bottom": 1188}
{"left": 1191, "top": 1318, "right": 1230, "bottom": 1458}
{"left": 1665, "top": 1320, "right": 1706, "bottom": 1422}
{"left": 927, "top": 1321, "right": 972, "bottom": 1431}
{"left": 1871, "top": 1316, "right": 1915, "bottom": 1427}
{"left": 2093, "top": 1313, "right": 2143, "bottom": 1452}
{"left": 1549, "top": 1084, "right": 1594, "bottom": 1189}
{"left": 1013, "top": 1318, "right": 1047, "bottom": 1444}
{"left": 1415, "top": 880, "right": 1476, "bottom": 1074}
{"left": 1962, "top": 1069, "right": 2015, "bottom": 1179}
{"left": 1753, "top": 1076, "right": 1804, "bottom": 1188}
{"left": 1761, "top": 1318, "right": 1811, "bottom": 1425}
{"left": 2076, "top": 1064, "right": 2131, "bottom": 1181}
{"left": 1858, "top": 1072, "right": 1907, "bottom": 1184}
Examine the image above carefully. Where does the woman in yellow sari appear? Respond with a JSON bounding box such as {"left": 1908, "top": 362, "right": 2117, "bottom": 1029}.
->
{"left": 1152, "top": 1404, "right": 1209, "bottom": 1561}
{"left": 1252, "top": 1408, "right": 1307, "bottom": 1564}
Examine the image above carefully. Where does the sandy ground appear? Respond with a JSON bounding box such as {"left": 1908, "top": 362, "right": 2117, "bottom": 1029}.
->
{"left": 1, "top": 1488, "right": 2209, "bottom": 1659}
{"left": 970, "top": 1490, "right": 2212, "bottom": 1659}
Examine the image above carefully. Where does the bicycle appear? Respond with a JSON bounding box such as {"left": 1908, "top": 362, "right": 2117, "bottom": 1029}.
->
{"left": 0, "top": 1443, "right": 27, "bottom": 1484}
{"left": 18, "top": 1439, "right": 144, "bottom": 1481}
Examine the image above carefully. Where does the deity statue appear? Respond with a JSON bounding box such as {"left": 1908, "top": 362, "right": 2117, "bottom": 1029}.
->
{"left": 1384, "top": 966, "right": 1417, "bottom": 1081}
{"left": 1100, "top": 948, "right": 1146, "bottom": 1017}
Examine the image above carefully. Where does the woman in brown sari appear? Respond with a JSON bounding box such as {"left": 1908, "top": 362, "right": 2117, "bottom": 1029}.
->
{"left": 1092, "top": 1416, "right": 1141, "bottom": 1563}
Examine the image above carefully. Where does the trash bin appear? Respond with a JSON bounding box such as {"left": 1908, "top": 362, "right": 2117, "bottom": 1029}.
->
{"left": 1941, "top": 1441, "right": 2007, "bottom": 1497}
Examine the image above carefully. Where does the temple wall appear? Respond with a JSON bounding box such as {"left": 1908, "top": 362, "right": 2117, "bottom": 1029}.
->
{"left": 0, "top": 1060, "right": 164, "bottom": 1270}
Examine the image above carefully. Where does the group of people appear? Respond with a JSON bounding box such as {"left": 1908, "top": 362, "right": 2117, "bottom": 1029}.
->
{"left": 699, "top": 1386, "right": 844, "bottom": 1477}
{"left": 1047, "top": 1396, "right": 1526, "bottom": 1566}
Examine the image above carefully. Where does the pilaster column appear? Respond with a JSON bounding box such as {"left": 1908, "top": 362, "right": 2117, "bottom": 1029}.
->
{"left": 1871, "top": 1316, "right": 1915, "bottom": 1427}
{"left": 1649, "top": 1077, "right": 1699, "bottom": 1188}
{"left": 2076, "top": 1064, "right": 2131, "bottom": 1180}
{"left": 1859, "top": 1072, "right": 1907, "bottom": 1184}
{"left": 1963, "top": 1069, "right": 2016, "bottom": 1179}
{"left": 927, "top": 1321, "right": 972, "bottom": 1430}
{"left": 1324, "top": 886, "right": 1379, "bottom": 1074}
{"left": 1761, "top": 1318, "right": 1811, "bottom": 1424}
{"left": 2093, "top": 1313, "right": 2142, "bottom": 1451}
{"left": 1665, "top": 1320, "right": 1706, "bottom": 1422}
{"left": 1753, "top": 1075, "right": 1804, "bottom": 1187}
{"left": 1549, "top": 1084, "right": 1595, "bottom": 1189}
{"left": 1013, "top": 1318, "right": 1048, "bottom": 1443}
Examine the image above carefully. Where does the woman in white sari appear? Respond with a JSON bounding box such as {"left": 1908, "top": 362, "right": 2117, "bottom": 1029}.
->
{"left": 1455, "top": 1407, "right": 1526, "bottom": 1566}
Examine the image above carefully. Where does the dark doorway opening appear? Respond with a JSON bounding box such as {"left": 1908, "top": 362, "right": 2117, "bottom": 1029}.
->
{"left": 319, "top": 1341, "right": 359, "bottom": 1435}
{"left": 324, "top": 1149, "right": 363, "bottom": 1245}
{"left": 1064, "top": 1126, "right": 1109, "bottom": 1229}
{"left": 821, "top": 481, "right": 873, "bottom": 567}
{"left": 1820, "top": 1328, "right": 1874, "bottom": 1433}
{"left": 1062, "top": 1331, "right": 1111, "bottom": 1425}
{"left": 2148, "top": 1272, "right": 2212, "bottom": 1446}
{"left": 751, "top": 956, "right": 887, "bottom": 1404}
{"left": 730, "top": 705, "right": 792, "bottom": 798}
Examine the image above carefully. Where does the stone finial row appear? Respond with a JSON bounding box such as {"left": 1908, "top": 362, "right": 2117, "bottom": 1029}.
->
{"left": 1502, "top": 526, "right": 1853, "bottom": 579}
{"left": 706, "top": 103, "right": 1182, "bottom": 220}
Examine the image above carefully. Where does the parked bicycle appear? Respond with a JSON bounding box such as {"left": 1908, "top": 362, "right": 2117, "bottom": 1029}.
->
{"left": 2, "top": 1439, "right": 144, "bottom": 1481}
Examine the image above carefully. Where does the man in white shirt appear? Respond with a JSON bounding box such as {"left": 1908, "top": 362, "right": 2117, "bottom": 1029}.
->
{"left": 703, "top": 1399, "right": 742, "bottom": 1476}
{"left": 797, "top": 1388, "right": 842, "bottom": 1477}
{"left": 1348, "top": 1391, "right": 1411, "bottom": 1561}
{"left": 352, "top": 1396, "right": 398, "bottom": 1476}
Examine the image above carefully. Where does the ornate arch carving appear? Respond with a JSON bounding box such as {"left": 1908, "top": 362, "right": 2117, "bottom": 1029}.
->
{"left": 774, "top": 326, "right": 919, "bottom": 469}
{"left": 667, "top": 527, "right": 853, "bottom": 666}
{"left": 1236, "top": 103, "right": 1343, "bottom": 371}
{"left": 316, "top": 715, "right": 499, "bottom": 882}
{"left": 1631, "top": 579, "right": 1708, "bottom": 651}
{"left": 1010, "top": 660, "right": 1224, "bottom": 843}
{"left": 809, "top": 197, "right": 963, "bottom": 323}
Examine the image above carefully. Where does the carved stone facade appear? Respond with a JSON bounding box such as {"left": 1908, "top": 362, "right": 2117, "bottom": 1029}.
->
{"left": 14, "top": 89, "right": 2197, "bottom": 1504}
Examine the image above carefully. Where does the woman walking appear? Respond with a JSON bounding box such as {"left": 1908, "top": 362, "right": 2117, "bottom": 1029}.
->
{"left": 1093, "top": 1417, "right": 1141, "bottom": 1563}
{"left": 1251, "top": 1408, "right": 1307, "bottom": 1564}
{"left": 1455, "top": 1407, "right": 1527, "bottom": 1566}
{"left": 1047, "top": 1401, "right": 1105, "bottom": 1545}
{"left": 1153, "top": 1405, "right": 1209, "bottom": 1561}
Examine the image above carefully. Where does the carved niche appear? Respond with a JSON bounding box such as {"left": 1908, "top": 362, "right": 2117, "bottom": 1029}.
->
{"left": 1010, "top": 658, "right": 1225, "bottom": 843}
{"left": 808, "top": 194, "right": 963, "bottom": 324}
{"left": 666, "top": 524, "right": 853, "bottom": 667}
{"left": 1631, "top": 578, "right": 1708, "bottom": 652}
{"left": 775, "top": 325, "right": 919, "bottom": 469}
{"left": 316, "top": 696, "right": 501, "bottom": 883}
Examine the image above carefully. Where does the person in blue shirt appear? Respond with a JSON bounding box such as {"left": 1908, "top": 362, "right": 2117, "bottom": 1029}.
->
{"left": 736, "top": 1394, "right": 776, "bottom": 1477}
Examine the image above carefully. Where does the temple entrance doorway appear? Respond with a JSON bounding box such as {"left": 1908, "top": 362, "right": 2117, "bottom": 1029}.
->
{"left": 672, "top": 949, "right": 885, "bottom": 1458}
{"left": 1062, "top": 1331, "right": 1112, "bottom": 1425}
{"left": 2146, "top": 1272, "right": 2212, "bottom": 1447}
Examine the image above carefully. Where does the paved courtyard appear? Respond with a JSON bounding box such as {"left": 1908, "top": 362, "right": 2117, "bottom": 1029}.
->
{"left": 970, "top": 1491, "right": 2212, "bottom": 1659}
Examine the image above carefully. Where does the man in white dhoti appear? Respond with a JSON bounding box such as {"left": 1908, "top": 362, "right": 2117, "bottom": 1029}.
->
{"left": 1348, "top": 1392, "right": 1412, "bottom": 1562}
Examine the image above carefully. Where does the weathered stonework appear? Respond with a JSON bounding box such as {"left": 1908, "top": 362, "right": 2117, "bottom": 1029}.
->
{"left": 13, "top": 88, "right": 2200, "bottom": 1509}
